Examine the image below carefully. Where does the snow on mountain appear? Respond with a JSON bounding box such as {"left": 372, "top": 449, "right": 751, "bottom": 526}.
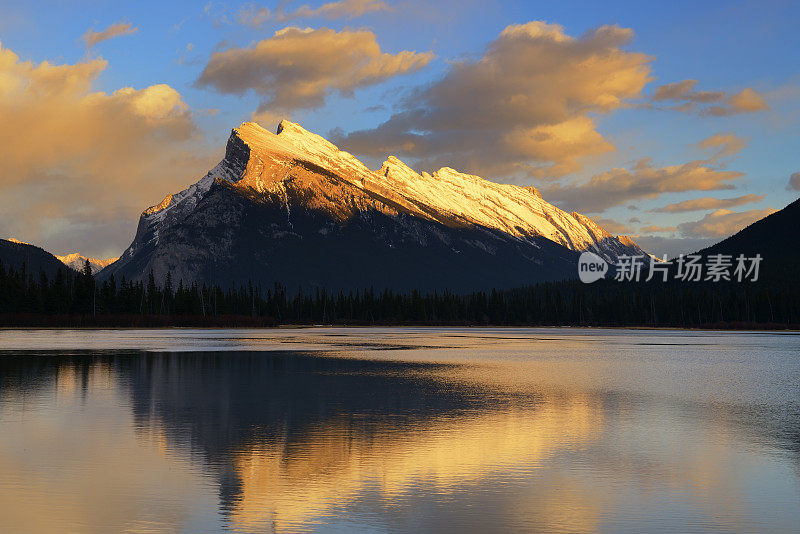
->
{"left": 56, "top": 253, "right": 117, "bottom": 274}
{"left": 4, "top": 238, "right": 117, "bottom": 274}
{"left": 101, "top": 120, "right": 646, "bottom": 288}
{"left": 140, "top": 120, "right": 641, "bottom": 258}
{"left": 264, "top": 121, "right": 644, "bottom": 259}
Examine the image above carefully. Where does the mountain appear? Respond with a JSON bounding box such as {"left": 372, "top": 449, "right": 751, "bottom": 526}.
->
{"left": 698, "top": 197, "right": 800, "bottom": 282}
{"left": 100, "top": 121, "right": 646, "bottom": 291}
{"left": 55, "top": 253, "right": 117, "bottom": 274}
{"left": 1, "top": 238, "right": 75, "bottom": 278}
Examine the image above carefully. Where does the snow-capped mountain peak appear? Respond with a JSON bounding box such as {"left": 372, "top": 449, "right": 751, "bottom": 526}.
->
{"left": 102, "top": 119, "right": 646, "bottom": 287}
{"left": 220, "top": 120, "right": 643, "bottom": 260}
{"left": 56, "top": 253, "right": 117, "bottom": 273}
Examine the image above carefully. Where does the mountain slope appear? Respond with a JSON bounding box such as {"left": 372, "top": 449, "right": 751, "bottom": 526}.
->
{"left": 1, "top": 238, "right": 75, "bottom": 278}
{"left": 698, "top": 197, "right": 800, "bottom": 282}
{"left": 699, "top": 197, "right": 799, "bottom": 259}
{"left": 101, "top": 120, "right": 646, "bottom": 291}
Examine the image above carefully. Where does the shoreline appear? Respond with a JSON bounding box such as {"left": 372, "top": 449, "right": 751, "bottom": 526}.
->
{"left": 1, "top": 320, "right": 798, "bottom": 333}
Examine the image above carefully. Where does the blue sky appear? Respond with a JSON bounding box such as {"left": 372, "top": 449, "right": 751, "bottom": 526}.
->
{"left": 0, "top": 0, "right": 797, "bottom": 258}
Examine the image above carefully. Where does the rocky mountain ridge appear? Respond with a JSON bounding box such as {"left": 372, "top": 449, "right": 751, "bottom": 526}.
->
{"left": 100, "top": 120, "right": 647, "bottom": 291}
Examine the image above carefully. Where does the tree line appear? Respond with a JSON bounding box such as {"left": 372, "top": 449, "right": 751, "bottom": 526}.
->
{"left": 1, "top": 259, "right": 798, "bottom": 328}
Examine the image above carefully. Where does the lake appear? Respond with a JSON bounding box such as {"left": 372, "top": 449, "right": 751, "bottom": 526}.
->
{"left": 1, "top": 328, "right": 799, "bottom": 533}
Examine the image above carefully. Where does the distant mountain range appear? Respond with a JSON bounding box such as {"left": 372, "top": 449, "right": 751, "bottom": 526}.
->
{"left": 0, "top": 238, "right": 74, "bottom": 278}
{"left": 97, "top": 121, "right": 645, "bottom": 291}
{"left": 0, "top": 239, "right": 116, "bottom": 276}
{"left": 55, "top": 253, "right": 117, "bottom": 274}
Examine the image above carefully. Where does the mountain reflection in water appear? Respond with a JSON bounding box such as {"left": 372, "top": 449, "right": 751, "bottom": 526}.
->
{"left": 0, "top": 329, "right": 799, "bottom": 533}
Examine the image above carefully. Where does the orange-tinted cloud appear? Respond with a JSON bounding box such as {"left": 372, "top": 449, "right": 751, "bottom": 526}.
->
{"left": 196, "top": 27, "right": 433, "bottom": 112}
{"left": 0, "top": 41, "right": 210, "bottom": 258}
{"left": 652, "top": 79, "right": 768, "bottom": 116}
{"left": 594, "top": 218, "right": 631, "bottom": 235}
{"left": 239, "top": 0, "right": 389, "bottom": 27}
{"left": 544, "top": 131, "right": 751, "bottom": 213}
{"left": 545, "top": 157, "right": 743, "bottom": 213}
{"left": 677, "top": 208, "right": 776, "bottom": 238}
{"left": 639, "top": 225, "right": 678, "bottom": 233}
{"left": 335, "top": 21, "right": 653, "bottom": 178}
{"left": 82, "top": 21, "right": 138, "bottom": 47}
{"left": 653, "top": 194, "right": 764, "bottom": 213}
{"left": 695, "top": 132, "right": 747, "bottom": 158}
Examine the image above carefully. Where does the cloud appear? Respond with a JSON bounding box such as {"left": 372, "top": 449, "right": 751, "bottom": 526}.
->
{"left": 544, "top": 130, "right": 750, "bottom": 213}
{"left": 631, "top": 235, "right": 715, "bottom": 259}
{"left": 81, "top": 22, "right": 138, "bottom": 47}
{"left": 0, "top": 41, "right": 211, "bottom": 258}
{"left": 787, "top": 172, "right": 800, "bottom": 191}
{"left": 695, "top": 132, "right": 747, "bottom": 158}
{"left": 238, "top": 5, "right": 273, "bottom": 27}
{"left": 545, "top": 156, "right": 743, "bottom": 213}
{"left": 635, "top": 206, "right": 771, "bottom": 255}
{"left": 249, "top": 108, "right": 284, "bottom": 129}
{"left": 653, "top": 79, "right": 722, "bottom": 102}
{"left": 595, "top": 218, "right": 630, "bottom": 235}
{"left": 639, "top": 225, "right": 678, "bottom": 233}
{"left": 196, "top": 27, "right": 433, "bottom": 113}
{"left": 239, "top": 0, "right": 389, "bottom": 27}
{"left": 677, "top": 208, "right": 776, "bottom": 238}
{"left": 653, "top": 194, "right": 764, "bottom": 213}
{"left": 334, "top": 21, "right": 653, "bottom": 178}
{"left": 652, "top": 79, "right": 768, "bottom": 116}
{"left": 722, "top": 88, "right": 769, "bottom": 114}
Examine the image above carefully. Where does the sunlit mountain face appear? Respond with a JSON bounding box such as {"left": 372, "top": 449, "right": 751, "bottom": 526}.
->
{"left": 99, "top": 121, "right": 645, "bottom": 291}
{"left": 2, "top": 329, "right": 799, "bottom": 533}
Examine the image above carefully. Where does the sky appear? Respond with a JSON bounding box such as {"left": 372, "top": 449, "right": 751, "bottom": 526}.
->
{"left": 0, "top": 0, "right": 798, "bottom": 259}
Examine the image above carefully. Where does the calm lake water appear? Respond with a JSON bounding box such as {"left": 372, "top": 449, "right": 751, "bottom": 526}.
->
{"left": 1, "top": 328, "right": 799, "bottom": 533}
